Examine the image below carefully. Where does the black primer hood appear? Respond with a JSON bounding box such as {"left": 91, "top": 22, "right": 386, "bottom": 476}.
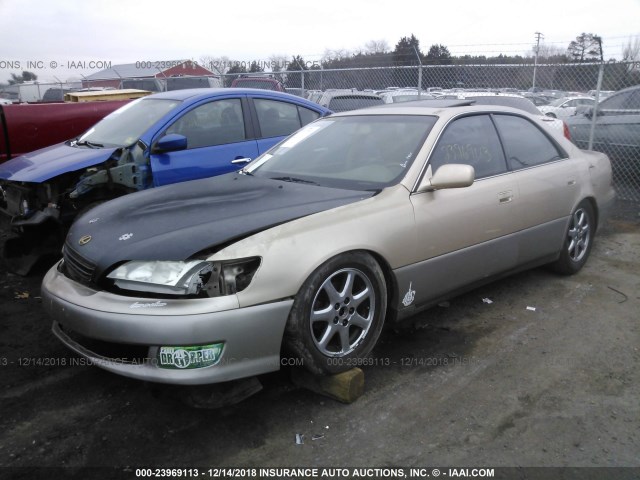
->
{"left": 66, "top": 173, "right": 373, "bottom": 277}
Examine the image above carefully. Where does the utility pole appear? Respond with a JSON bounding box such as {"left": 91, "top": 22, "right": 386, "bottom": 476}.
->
{"left": 533, "top": 31, "right": 544, "bottom": 90}
{"left": 595, "top": 35, "right": 604, "bottom": 62}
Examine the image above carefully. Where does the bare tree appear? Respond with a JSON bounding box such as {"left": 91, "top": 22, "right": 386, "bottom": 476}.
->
{"left": 321, "top": 48, "right": 353, "bottom": 65}
{"left": 364, "top": 39, "right": 389, "bottom": 54}
{"left": 622, "top": 36, "right": 640, "bottom": 62}
{"left": 198, "top": 55, "right": 231, "bottom": 75}
{"left": 533, "top": 44, "right": 565, "bottom": 59}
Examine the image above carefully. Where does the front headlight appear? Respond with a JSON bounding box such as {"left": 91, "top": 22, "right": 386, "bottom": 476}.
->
{"left": 106, "top": 257, "right": 261, "bottom": 297}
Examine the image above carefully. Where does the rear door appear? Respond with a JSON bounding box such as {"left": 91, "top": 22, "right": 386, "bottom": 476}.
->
{"left": 493, "top": 113, "right": 580, "bottom": 263}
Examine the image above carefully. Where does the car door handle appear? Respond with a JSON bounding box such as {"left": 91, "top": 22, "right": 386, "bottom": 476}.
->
{"left": 498, "top": 190, "right": 513, "bottom": 204}
{"left": 231, "top": 157, "right": 252, "bottom": 164}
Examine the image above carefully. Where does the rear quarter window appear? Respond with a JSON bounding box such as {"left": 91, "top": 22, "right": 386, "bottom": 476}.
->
{"left": 254, "top": 98, "right": 303, "bottom": 138}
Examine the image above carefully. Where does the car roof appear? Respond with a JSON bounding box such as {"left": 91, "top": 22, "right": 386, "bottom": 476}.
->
{"left": 142, "top": 88, "right": 330, "bottom": 112}
{"left": 233, "top": 77, "right": 279, "bottom": 82}
{"left": 605, "top": 84, "right": 640, "bottom": 96}
{"left": 147, "top": 88, "right": 302, "bottom": 102}
{"left": 422, "top": 95, "right": 541, "bottom": 115}
{"left": 330, "top": 101, "right": 532, "bottom": 119}
{"left": 375, "top": 99, "right": 473, "bottom": 109}
{"left": 558, "top": 96, "right": 593, "bottom": 100}
{"left": 381, "top": 90, "right": 431, "bottom": 96}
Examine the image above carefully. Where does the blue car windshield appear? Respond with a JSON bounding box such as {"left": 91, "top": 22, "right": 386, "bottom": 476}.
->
{"left": 248, "top": 115, "right": 437, "bottom": 191}
{"left": 77, "top": 98, "right": 181, "bottom": 148}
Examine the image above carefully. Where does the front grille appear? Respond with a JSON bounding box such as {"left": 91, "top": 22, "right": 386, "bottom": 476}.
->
{"left": 62, "top": 244, "right": 96, "bottom": 285}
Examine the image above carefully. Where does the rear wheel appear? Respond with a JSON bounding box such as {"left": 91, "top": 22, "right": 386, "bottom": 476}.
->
{"left": 550, "top": 200, "right": 595, "bottom": 275}
{"left": 284, "top": 252, "right": 387, "bottom": 375}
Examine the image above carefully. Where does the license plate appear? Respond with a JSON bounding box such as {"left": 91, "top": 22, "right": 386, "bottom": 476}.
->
{"left": 158, "top": 343, "right": 224, "bottom": 369}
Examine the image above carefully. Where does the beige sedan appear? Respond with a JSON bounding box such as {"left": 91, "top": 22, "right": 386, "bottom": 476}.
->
{"left": 42, "top": 102, "right": 615, "bottom": 384}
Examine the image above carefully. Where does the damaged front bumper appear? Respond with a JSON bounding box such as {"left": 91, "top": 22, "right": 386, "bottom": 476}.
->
{"left": 41, "top": 261, "right": 293, "bottom": 385}
{"left": 0, "top": 182, "right": 64, "bottom": 274}
{"left": 0, "top": 180, "right": 64, "bottom": 227}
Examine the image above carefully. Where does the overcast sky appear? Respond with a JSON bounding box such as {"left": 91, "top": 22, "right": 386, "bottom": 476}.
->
{"left": 1, "top": 0, "right": 639, "bottom": 84}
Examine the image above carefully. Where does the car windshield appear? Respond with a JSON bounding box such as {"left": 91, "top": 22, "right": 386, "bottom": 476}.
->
{"left": 76, "top": 98, "right": 181, "bottom": 148}
{"left": 248, "top": 115, "right": 436, "bottom": 191}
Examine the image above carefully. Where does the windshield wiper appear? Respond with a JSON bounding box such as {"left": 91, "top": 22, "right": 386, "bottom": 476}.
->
{"left": 271, "top": 176, "right": 320, "bottom": 186}
{"left": 75, "top": 140, "right": 104, "bottom": 148}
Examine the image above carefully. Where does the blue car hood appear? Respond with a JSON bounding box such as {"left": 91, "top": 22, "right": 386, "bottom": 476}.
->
{"left": 0, "top": 143, "right": 118, "bottom": 183}
{"left": 66, "top": 173, "right": 374, "bottom": 279}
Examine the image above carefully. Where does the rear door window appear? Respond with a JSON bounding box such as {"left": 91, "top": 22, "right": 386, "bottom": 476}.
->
{"left": 493, "top": 114, "right": 565, "bottom": 170}
{"left": 254, "top": 98, "right": 316, "bottom": 138}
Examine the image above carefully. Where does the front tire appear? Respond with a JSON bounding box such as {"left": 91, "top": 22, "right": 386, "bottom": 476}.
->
{"left": 550, "top": 200, "right": 595, "bottom": 275}
{"left": 284, "top": 252, "right": 387, "bottom": 375}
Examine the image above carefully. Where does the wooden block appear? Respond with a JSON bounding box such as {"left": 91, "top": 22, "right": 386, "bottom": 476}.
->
{"left": 291, "top": 367, "right": 364, "bottom": 404}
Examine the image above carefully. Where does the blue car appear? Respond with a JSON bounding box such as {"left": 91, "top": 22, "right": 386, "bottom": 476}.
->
{"left": 0, "top": 88, "right": 331, "bottom": 273}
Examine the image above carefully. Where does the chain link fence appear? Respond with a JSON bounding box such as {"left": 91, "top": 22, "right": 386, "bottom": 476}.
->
{"left": 2, "top": 62, "right": 638, "bottom": 201}
{"left": 224, "top": 62, "right": 640, "bottom": 201}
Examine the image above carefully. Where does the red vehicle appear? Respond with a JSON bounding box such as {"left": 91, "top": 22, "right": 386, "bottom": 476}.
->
{"left": 0, "top": 100, "right": 129, "bottom": 162}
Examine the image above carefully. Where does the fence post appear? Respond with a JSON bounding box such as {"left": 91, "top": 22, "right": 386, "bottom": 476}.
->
{"left": 413, "top": 46, "right": 422, "bottom": 99}
{"left": 587, "top": 62, "right": 604, "bottom": 151}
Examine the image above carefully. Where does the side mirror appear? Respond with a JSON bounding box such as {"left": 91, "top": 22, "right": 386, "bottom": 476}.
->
{"left": 416, "top": 164, "right": 475, "bottom": 192}
{"left": 152, "top": 134, "right": 187, "bottom": 153}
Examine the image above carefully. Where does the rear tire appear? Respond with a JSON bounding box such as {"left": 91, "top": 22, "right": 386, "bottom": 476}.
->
{"left": 550, "top": 200, "right": 595, "bottom": 275}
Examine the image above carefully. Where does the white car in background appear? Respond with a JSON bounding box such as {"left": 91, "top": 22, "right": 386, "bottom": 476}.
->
{"left": 539, "top": 96, "right": 595, "bottom": 119}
